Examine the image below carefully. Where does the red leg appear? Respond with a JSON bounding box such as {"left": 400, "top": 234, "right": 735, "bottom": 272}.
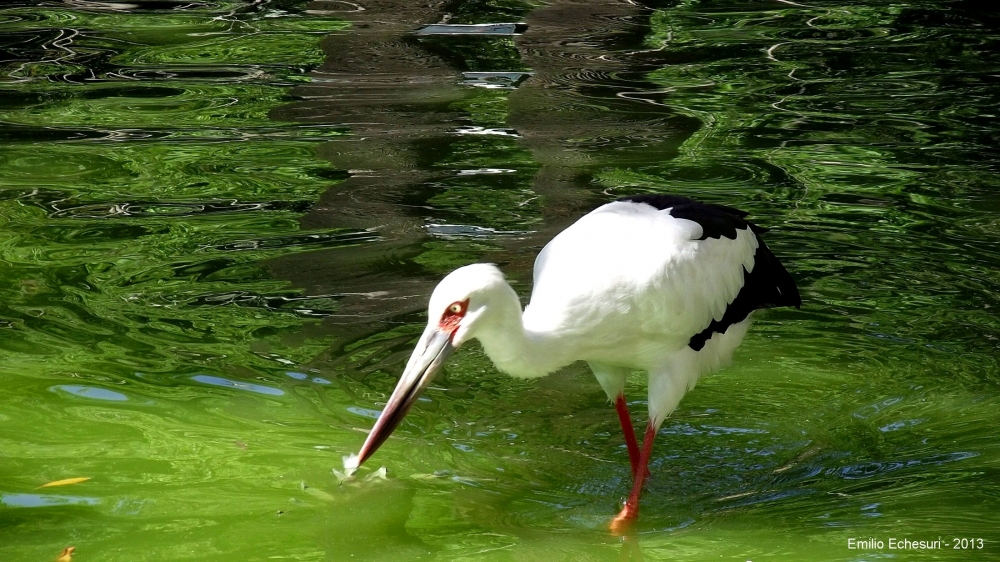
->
{"left": 614, "top": 394, "right": 642, "bottom": 477}
{"left": 610, "top": 422, "right": 657, "bottom": 534}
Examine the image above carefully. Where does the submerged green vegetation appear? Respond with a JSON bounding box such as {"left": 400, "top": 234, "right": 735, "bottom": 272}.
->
{"left": 0, "top": 1, "right": 352, "bottom": 382}
{"left": 0, "top": 0, "right": 998, "bottom": 560}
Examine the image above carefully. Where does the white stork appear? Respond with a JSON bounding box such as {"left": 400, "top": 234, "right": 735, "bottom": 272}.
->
{"left": 346, "top": 194, "right": 801, "bottom": 531}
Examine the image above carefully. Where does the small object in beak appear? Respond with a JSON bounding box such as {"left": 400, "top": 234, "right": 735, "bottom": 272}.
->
{"left": 333, "top": 463, "right": 387, "bottom": 484}
{"left": 333, "top": 454, "right": 360, "bottom": 483}
{"left": 342, "top": 454, "right": 360, "bottom": 475}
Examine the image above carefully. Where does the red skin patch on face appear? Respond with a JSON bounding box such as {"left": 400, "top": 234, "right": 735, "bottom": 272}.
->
{"left": 439, "top": 298, "right": 469, "bottom": 339}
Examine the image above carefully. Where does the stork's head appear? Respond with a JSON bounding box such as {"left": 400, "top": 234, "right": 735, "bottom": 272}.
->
{"left": 354, "top": 264, "right": 511, "bottom": 467}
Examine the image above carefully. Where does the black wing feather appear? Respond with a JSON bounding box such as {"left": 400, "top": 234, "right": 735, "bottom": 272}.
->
{"left": 620, "top": 194, "right": 750, "bottom": 240}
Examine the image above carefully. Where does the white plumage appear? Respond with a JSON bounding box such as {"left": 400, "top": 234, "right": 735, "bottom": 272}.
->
{"left": 527, "top": 201, "right": 758, "bottom": 364}
{"left": 351, "top": 194, "right": 800, "bottom": 531}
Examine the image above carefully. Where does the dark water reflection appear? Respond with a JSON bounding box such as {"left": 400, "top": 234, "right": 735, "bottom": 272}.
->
{"left": 1, "top": 0, "right": 999, "bottom": 560}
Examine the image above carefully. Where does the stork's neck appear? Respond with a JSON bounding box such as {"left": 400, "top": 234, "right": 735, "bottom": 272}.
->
{"left": 474, "top": 283, "right": 573, "bottom": 379}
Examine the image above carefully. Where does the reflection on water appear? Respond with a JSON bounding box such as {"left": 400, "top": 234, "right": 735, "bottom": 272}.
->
{"left": 51, "top": 385, "right": 129, "bottom": 401}
{"left": 1, "top": 493, "right": 101, "bottom": 508}
{"left": 192, "top": 374, "right": 285, "bottom": 396}
{"left": 1, "top": 0, "right": 999, "bottom": 560}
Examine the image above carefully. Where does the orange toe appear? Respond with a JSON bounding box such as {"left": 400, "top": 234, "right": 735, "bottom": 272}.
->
{"left": 609, "top": 507, "right": 638, "bottom": 535}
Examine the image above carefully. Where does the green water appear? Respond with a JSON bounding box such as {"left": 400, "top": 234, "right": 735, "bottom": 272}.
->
{"left": 1, "top": 0, "right": 998, "bottom": 560}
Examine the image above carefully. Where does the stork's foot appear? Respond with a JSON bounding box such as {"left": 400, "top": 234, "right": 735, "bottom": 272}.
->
{"left": 609, "top": 504, "right": 639, "bottom": 534}
{"left": 610, "top": 422, "right": 657, "bottom": 535}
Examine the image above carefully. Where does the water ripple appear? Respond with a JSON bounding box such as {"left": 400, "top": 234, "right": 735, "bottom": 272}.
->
{"left": 1, "top": 493, "right": 101, "bottom": 508}
{"left": 191, "top": 374, "right": 284, "bottom": 396}
{"left": 51, "top": 384, "right": 128, "bottom": 401}
{"left": 47, "top": 200, "right": 312, "bottom": 219}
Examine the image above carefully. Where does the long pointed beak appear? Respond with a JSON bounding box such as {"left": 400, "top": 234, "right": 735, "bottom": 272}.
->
{"left": 355, "top": 326, "right": 455, "bottom": 466}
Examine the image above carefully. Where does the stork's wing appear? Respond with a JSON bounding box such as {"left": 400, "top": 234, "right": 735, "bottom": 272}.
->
{"left": 525, "top": 196, "right": 800, "bottom": 350}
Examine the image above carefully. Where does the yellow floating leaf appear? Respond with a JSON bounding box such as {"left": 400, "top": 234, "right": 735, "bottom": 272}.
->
{"left": 39, "top": 477, "right": 91, "bottom": 489}
{"left": 56, "top": 546, "right": 75, "bottom": 562}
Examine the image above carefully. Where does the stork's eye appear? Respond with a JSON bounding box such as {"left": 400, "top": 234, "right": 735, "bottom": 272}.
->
{"left": 439, "top": 299, "right": 469, "bottom": 334}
